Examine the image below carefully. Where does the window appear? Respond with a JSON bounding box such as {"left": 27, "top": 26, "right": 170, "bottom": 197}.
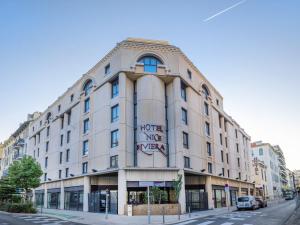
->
{"left": 83, "top": 80, "right": 93, "bottom": 96}
{"left": 225, "top": 137, "right": 228, "bottom": 148}
{"left": 46, "top": 127, "right": 50, "bottom": 137}
{"left": 59, "top": 170, "right": 62, "bottom": 179}
{"left": 138, "top": 56, "right": 162, "bottom": 73}
{"left": 205, "top": 122, "right": 210, "bottom": 136}
{"left": 32, "top": 126, "right": 35, "bottom": 132}
{"left": 40, "top": 120, "right": 42, "bottom": 126}
{"left": 61, "top": 116, "right": 64, "bottom": 129}
{"left": 45, "top": 157, "right": 48, "bottom": 168}
{"left": 37, "top": 133, "right": 40, "bottom": 143}
{"left": 187, "top": 69, "right": 192, "bottom": 79}
{"left": 46, "top": 141, "right": 49, "bottom": 152}
{"left": 66, "top": 149, "right": 70, "bottom": 162}
{"left": 105, "top": 63, "right": 111, "bottom": 74}
{"left": 202, "top": 85, "right": 210, "bottom": 100}
{"left": 259, "top": 148, "right": 264, "bottom": 155}
{"left": 111, "top": 78, "right": 119, "bottom": 98}
{"left": 58, "top": 104, "right": 61, "bottom": 112}
{"left": 67, "top": 131, "right": 71, "bottom": 143}
{"left": 216, "top": 99, "right": 219, "bottom": 106}
{"left": 236, "top": 143, "right": 239, "bottom": 153}
{"left": 65, "top": 168, "right": 69, "bottom": 178}
{"left": 70, "top": 94, "right": 74, "bottom": 102}
{"left": 204, "top": 102, "right": 209, "bottom": 116}
{"left": 110, "top": 155, "right": 118, "bottom": 168}
{"left": 227, "top": 169, "right": 230, "bottom": 178}
{"left": 219, "top": 115, "right": 222, "bottom": 128}
{"left": 60, "top": 134, "right": 63, "bottom": 146}
{"left": 181, "top": 82, "right": 187, "bottom": 101}
{"left": 182, "top": 132, "right": 189, "bottom": 149}
{"left": 111, "top": 130, "right": 119, "bottom": 148}
{"left": 59, "top": 152, "right": 63, "bottom": 164}
{"left": 67, "top": 111, "right": 71, "bottom": 125}
{"left": 37, "top": 148, "right": 39, "bottom": 157}
{"left": 226, "top": 153, "right": 229, "bottom": 164}
{"left": 238, "top": 172, "right": 241, "bottom": 180}
{"left": 44, "top": 173, "right": 47, "bottom": 181}
{"left": 235, "top": 129, "right": 238, "bottom": 138}
{"left": 33, "top": 150, "right": 36, "bottom": 159}
{"left": 221, "top": 150, "right": 224, "bottom": 162}
{"left": 82, "top": 162, "right": 88, "bottom": 174}
{"left": 208, "top": 163, "right": 212, "bottom": 173}
{"left": 207, "top": 142, "right": 212, "bottom": 156}
{"left": 83, "top": 119, "right": 89, "bottom": 134}
{"left": 84, "top": 98, "right": 90, "bottom": 113}
{"left": 222, "top": 168, "right": 225, "bottom": 176}
{"left": 181, "top": 108, "right": 188, "bottom": 125}
{"left": 237, "top": 157, "right": 240, "bottom": 167}
{"left": 220, "top": 134, "right": 223, "bottom": 145}
{"left": 184, "top": 156, "right": 190, "bottom": 168}
{"left": 83, "top": 140, "right": 89, "bottom": 155}
{"left": 111, "top": 104, "right": 119, "bottom": 122}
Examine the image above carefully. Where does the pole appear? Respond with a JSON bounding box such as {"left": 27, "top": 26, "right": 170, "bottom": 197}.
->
{"left": 105, "top": 189, "right": 109, "bottom": 219}
{"left": 162, "top": 206, "right": 165, "bottom": 224}
{"left": 147, "top": 186, "right": 150, "bottom": 224}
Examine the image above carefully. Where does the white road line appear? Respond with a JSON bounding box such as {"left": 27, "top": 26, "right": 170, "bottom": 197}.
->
{"left": 220, "top": 223, "right": 234, "bottom": 225}
{"left": 243, "top": 224, "right": 253, "bottom": 225}
{"left": 175, "top": 220, "right": 198, "bottom": 225}
{"left": 230, "top": 217, "right": 245, "bottom": 220}
{"left": 197, "top": 221, "right": 215, "bottom": 225}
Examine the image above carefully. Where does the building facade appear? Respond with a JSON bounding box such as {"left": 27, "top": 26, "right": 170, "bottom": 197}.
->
{"left": 251, "top": 141, "right": 281, "bottom": 199}
{"left": 26, "top": 38, "right": 254, "bottom": 215}
{"left": 286, "top": 169, "right": 295, "bottom": 192}
{"left": 0, "top": 113, "right": 40, "bottom": 178}
{"left": 251, "top": 158, "right": 268, "bottom": 198}
{"left": 273, "top": 145, "right": 288, "bottom": 193}
{"left": 294, "top": 170, "right": 300, "bottom": 191}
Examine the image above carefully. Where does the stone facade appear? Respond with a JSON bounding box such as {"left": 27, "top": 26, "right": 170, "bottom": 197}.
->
{"left": 3, "top": 38, "right": 255, "bottom": 215}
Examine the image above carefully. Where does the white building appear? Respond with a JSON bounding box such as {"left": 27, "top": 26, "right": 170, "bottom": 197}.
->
{"left": 23, "top": 38, "right": 254, "bottom": 215}
{"left": 251, "top": 141, "right": 281, "bottom": 199}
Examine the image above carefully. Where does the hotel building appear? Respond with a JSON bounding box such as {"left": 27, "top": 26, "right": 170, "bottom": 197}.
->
{"left": 26, "top": 38, "right": 254, "bottom": 215}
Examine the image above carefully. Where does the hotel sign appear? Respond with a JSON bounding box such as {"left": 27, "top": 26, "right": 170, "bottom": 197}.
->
{"left": 136, "top": 124, "right": 167, "bottom": 156}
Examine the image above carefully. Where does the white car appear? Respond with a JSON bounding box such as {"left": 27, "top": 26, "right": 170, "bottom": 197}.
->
{"left": 237, "top": 196, "right": 259, "bottom": 210}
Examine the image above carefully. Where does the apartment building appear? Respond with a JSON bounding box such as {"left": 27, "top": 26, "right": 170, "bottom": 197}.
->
{"left": 294, "top": 170, "right": 300, "bottom": 191}
{"left": 0, "top": 113, "right": 40, "bottom": 178}
{"left": 251, "top": 141, "right": 281, "bottom": 199}
{"left": 286, "top": 169, "right": 295, "bottom": 191}
{"left": 27, "top": 38, "right": 254, "bottom": 215}
{"left": 273, "top": 145, "right": 288, "bottom": 192}
{"left": 251, "top": 158, "right": 268, "bottom": 198}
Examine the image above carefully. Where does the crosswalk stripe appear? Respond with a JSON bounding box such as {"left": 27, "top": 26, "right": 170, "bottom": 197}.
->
{"left": 197, "top": 221, "right": 215, "bottom": 225}
{"left": 175, "top": 220, "right": 197, "bottom": 225}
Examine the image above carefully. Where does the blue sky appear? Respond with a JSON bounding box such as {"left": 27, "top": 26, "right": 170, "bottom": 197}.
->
{"left": 0, "top": 0, "right": 299, "bottom": 169}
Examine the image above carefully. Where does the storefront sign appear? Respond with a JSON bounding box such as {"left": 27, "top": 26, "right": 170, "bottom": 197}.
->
{"left": 136, "top": 124, "right": 167, "bottom": 156}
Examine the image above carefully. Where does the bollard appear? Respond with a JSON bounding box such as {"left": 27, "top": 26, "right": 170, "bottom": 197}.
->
{"left": 162, "top": 206, "right": 165, "bottom": 224}
{"left": 189, "top": 206, "right": 191, "bottom": 218}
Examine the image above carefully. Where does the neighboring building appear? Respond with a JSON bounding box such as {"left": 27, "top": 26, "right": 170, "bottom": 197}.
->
{"left": 0, "top": 143, "right": 3, "bottom": 173}
{"left": 286, "top": 169, "right": 295, "bottom": 192}
{"left": 294, "top": 170, "right": 300, "bottom": 191}
{"left": 26, "top": 38, "right": 254, "bottom": 215}
{"left": 0, "top": 113, "right": 40, "bottom": 178}
{"left": 251, "top": 141, "right": 281, "bottom": 199}
{"left": 251, "top": 157, "right": 268, "bottom": 198}
{"left": 273, "top": 145, "right": 288, "bottom": 193}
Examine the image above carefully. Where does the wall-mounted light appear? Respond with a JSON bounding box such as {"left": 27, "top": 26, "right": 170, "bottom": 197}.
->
{"left": 236, "top": 178, "right": 240, "bottom": 180}
{"left": 70, "top": 174, "right": 74, "bottom": 177}
{"left": 92, "top": 169, "right": 98, "bottom": 173}
{"left": 218, "top": 173, "right": 223, "bottom": 176}
{"left": 48, "top": 178, "right": 52, "bottom": 181}
{"left": 201, "top": 169, "right": 206, "bottom": 173}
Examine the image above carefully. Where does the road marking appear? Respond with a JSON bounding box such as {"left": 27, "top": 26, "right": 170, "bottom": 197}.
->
{"left": 243, "top": 224, "right": 253, "bottom": 225}
{"left": 230, "top": 217, "right": 245, "bottom": 220}
{"left": 220, "top": 223, "right": 234, "bottom": 225}
{"left": 197, "top": 221, "right": 215, "bottom": 225}
{"left": 175, "top": 220, "right": 198, "bottom": 225}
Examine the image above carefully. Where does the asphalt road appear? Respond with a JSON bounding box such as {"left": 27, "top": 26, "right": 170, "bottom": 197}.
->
{"left": 173, "top": 200, "right": 296, "bottom": 225}
{"left": 0, "top": 212, "right": 85, "bottom": 225}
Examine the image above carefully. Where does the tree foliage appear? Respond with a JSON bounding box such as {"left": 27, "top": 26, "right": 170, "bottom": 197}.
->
{"left": 172, "top": 174, "right": 182, "bottom": 203}
{"left": 7, "top": 156, "right": 43, "bottom": 194}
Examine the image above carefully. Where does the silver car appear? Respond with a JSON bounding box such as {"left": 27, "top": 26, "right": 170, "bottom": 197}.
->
{"left": 237, "top": 196, "right": 259, "bottom": 210}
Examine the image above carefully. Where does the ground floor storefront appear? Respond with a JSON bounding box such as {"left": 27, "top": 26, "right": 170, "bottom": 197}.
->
{"left": 33, "top": 169, "right": 254, "bottom": 215}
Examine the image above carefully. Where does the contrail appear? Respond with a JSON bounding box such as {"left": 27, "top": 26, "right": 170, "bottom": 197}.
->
{"left": 203, "top": 0, "right": 247, "bottom": 22}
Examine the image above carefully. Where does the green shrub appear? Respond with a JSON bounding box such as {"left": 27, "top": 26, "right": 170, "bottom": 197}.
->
{"left": 0, "top": 202, "right": 37, "bottom": 213}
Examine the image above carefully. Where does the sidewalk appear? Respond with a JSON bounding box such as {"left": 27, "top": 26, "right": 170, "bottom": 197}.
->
{"left": 283, "top": 197, "right": 300, "bottom": 225}
{"left": 37, "top": 207, "right": 237, "bottom": 225}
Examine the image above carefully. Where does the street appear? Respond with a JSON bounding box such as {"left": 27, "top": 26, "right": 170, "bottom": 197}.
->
{"left": 0, "top": 212, "right": 85, "bottom": 225}
{"left": 173, "top": 200, "right": 296, "bottom": 225}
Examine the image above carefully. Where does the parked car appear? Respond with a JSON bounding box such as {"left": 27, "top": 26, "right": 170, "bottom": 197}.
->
{"left": 255, "top": 196, "right": 268, "bottom": 208}
{"left": 237, "top": 196, "right": 259, "bottom": 210}
{"left": 285, "top": 193, "right": 294, "bottom": 200}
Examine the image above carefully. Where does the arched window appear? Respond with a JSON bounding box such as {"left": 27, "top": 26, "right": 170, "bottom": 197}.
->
{"left": 83, "top": 80, "right": 93, "bottom": 96}
{"left": 202, "top": 84, "right": 210, "bottom": 100}
{"left": 138, "top": 55, "right": 163, "bottom": 73}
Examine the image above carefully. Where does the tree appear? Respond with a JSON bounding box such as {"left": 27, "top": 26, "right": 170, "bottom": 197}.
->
{"left": 150, "top": 186, "right": 168, "bottom": 204}
{"left": 172, "top": 174, "right": 183, "bottom": 219}
{"left": 0, "top": 177, "right": 17, "bottom": 203}
{"left": 8, "top": 156, "right": 43, "bottom": 200}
